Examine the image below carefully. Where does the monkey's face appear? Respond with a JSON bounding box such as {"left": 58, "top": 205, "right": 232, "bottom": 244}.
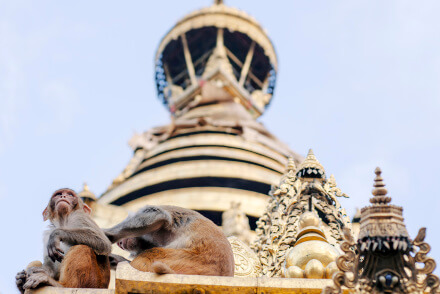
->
{"left": 51, "top": 189, "right": 78, "bottom": 215}
{"left": 117, "top": 237, "right": 155, "bottom": 256}
{"left": 43, "top": 188, "right": 90, "bottom": 221}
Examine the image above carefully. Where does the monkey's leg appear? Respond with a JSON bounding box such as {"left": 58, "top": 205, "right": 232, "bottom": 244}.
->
{"left": 59, "top": 245, "right": 110, "bottom": 289}
{"left": 130, "top": 248, "right": 221, "bottom": 276}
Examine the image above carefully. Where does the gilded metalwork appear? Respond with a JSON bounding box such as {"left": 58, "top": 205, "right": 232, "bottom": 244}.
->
{"left": 252, "top": 152, "right": 352, "bottom": 277}
{"left": 283, "top": 211, "right": 341, "bottom": 279}
{"left": 323, "top": 168, "right": 440, "bottom": 294}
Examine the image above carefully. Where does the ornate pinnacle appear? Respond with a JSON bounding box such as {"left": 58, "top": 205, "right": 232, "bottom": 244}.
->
{"left": 370, "top": 167, "right": 391, "bottom": 204}
{"left": 296, "top": 149, "right": 326, "bottom": 178}
{"left": 78, "top": 182, "right": 97, "bottom": 201}
{"left": 287, "top": 156, "right": 296, "bottom": 173}
{"left": 214, "top": 0, "right": 224, "bottom": 5}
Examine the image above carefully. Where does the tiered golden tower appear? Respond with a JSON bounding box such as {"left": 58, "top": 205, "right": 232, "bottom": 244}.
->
{"left": 96, "top": 0, "right": 302, "bottom": 227}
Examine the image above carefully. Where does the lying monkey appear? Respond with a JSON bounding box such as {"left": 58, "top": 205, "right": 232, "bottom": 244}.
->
{"left": 16, "top": 188, "right": 112, "bottom": 292}
{"left": 105, "top": 205, "right": 234, "bottom": 276}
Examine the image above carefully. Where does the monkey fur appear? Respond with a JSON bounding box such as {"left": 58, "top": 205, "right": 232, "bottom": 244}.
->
{"left": 105, "top": 205, "right": 234, "bottom": 276}
{"left": 16, "top": 188, "right": 111, "bottom": 292}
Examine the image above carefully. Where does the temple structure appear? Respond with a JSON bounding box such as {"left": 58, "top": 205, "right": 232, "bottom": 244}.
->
{"left": 26, "top": 1, "right": 438, "bottom": 293}
{"left": 95, "top": 0, "right": 303, "bottom": 230}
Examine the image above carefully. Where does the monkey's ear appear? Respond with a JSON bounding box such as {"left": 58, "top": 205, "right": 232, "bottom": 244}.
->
{"left": 83, "top": 203, "right": 92, "bottom": 215}
{"left": 43, "top": 207, "right": 50, "bottom": 221}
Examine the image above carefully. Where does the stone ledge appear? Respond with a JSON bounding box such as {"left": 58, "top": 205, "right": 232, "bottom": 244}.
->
{"left": 25, "top": 288, "right": 114, "bottom": 294}
{"left": 24, "top": 262, "right": 346, "bottom": 294}
{"left": 116, "top": 262, "right": 336, "bottom": 294}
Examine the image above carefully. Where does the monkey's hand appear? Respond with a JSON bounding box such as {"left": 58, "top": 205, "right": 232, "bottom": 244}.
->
{"left": 16, "top": 266, "right": 47, "bottom": 293}
{"left": 23, "top": 272, "right": 50, "bottom": 290}
{"left": 47, "top": 230, "right": 65, "bottom": 262}
{"left": 15, "top": 270, "right": 27, "bottom": 293}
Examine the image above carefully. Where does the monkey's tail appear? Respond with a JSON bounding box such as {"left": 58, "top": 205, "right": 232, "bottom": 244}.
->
{"left": 151, "top": 261, "right": 175, "bottom": 275}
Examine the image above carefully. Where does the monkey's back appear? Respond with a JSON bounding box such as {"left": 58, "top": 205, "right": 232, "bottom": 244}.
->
{"left": 154, "top": 205, "right": 235, "bottom": 276}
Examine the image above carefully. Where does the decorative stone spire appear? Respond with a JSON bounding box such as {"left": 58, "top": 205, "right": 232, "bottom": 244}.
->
{"left": 287, "top": 156, "right": 296, "bottom": 173}
{"left": 252, "top": 150, "right": 351, "bottom": 277}
{"left": 296, "top": 149, "right": 326, "bottom": 179}
{"left": 370, "top": 167, "right": 391, "bottom": 204}
{"left": 359, "top": 167, "right": 408, "bottom": 243}
{"left": 324, "top": 167, "right": 440, "bottom": 294}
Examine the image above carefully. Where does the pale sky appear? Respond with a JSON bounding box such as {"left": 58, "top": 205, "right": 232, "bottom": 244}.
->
{"left": 1, "top": 1, "right": 440, "bottom": 293}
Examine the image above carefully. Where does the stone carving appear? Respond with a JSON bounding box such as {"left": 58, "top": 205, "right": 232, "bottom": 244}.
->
{"left": 228, "top": 236, "right": 262, "bottom": 277}
{"left": 222, "top": 202, "right": 254, "bottom": 245}
{"left": 252, "top": 150, "right": 352, "bottom": 277}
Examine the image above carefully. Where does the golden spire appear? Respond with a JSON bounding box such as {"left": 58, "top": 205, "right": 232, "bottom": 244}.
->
{"left": 78, "top": 182, "right": 97, "bottom": 201}
{"left": 370, "top": 167, "right": 391, "bottom": 204}
{"left": 296, "top": 149, "right": 325, "bottom": 179}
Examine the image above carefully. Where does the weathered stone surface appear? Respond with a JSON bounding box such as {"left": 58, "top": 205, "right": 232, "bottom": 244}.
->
{"left": 115, "top": 262, "right": 336, "bottom": 294}
{"left": 25, "top": 287, "right": 114, "bottom": 294}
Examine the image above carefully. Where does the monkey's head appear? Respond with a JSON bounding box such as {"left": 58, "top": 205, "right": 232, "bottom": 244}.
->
{"left": 117, "top": 237, "right": 151, "bottom": 256}
{"left": 43, "top": 188, "right": 92, "bottom": 221}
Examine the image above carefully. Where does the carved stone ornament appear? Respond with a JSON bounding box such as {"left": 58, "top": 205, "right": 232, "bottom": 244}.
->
{"left": 222, "top": 202, "right": 254, "bottom": 245}
{"left": 323, "top": 168, "right": 440, "bottom": 294}
{"left": 228, "top": 236, "right": 262, "bottom": 277}
{"left": 251, "top": 150, "right": 352, "bottom": 277}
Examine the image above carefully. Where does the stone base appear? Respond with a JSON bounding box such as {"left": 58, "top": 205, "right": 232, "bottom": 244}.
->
{"left": 25, "top": 262, "right": 342, "bottom": 294}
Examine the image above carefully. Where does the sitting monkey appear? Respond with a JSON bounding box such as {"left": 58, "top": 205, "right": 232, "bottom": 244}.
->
{"left": 105, "top": 205, "right": 234, "bottom": 276}
{"left": 16, "top": 188, "right": 112, "bottom": 292}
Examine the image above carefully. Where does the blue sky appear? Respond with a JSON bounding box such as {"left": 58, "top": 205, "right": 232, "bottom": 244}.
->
{"left": 1, "top": 0, "right": 440, "bottom": 292}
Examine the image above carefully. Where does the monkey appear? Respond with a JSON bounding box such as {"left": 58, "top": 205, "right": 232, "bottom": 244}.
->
{"left": 104, "top": 205, "right": 235, "bottom": 276}
{"left": 16, "top": 188, "right": 112, "bottom": 293}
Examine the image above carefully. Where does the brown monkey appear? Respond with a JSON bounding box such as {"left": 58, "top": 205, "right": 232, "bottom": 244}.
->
{"left": 105, "top": 205, "right": 234, "bottom": 276}
{"left": 16, "top": 188, "right": 111, "bottom": 292}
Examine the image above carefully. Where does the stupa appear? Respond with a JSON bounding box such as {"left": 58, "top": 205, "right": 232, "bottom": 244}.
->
{"left": 24, "top": 1, "right": 439, "bottom": 294}
{"left": 96, "top": 0, "right": 302, "bottom": 229}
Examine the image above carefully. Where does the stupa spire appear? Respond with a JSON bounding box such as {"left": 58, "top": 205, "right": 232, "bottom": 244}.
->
{"left": 296, "top": 149, "right": 325, "bottom": 179}
{"left": 370, "top": 167, "right": 391, "bottom": 204}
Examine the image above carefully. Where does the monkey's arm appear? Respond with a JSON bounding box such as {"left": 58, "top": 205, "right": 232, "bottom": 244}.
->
{"left": 104, "top": 206, "right": 172, "bottom": 243}
{"left": 16, "top": 257, "right": 58, "bottom": 293}
{"left": 47, "top": 227, "right": 112, "bottom": 262}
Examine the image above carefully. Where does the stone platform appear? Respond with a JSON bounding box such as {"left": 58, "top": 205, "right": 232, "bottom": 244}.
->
{"left": 26, "top": 262, "right": 341, "bottom": 294}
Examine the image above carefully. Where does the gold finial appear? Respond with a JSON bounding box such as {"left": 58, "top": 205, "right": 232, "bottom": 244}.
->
{"left": 78, "top": 182, "right": 97, "bottom": 201}
{"left": 214, "top": 0, "right": 224, "bottom": 4}
{"left": 370, "top": 167, "right": 391, "bottom": 204}
{"left": 296, "top": 149, "right": 326, "bottom": 179}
